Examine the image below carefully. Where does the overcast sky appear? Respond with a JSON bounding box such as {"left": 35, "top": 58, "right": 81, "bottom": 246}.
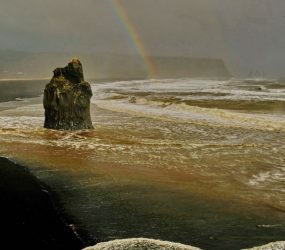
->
{"left": 1, "top": 0, "right": 285, "bottom": 77}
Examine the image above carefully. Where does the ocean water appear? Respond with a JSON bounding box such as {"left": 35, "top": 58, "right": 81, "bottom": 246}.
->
{"left": 0, "top": 78, "right": 285, "bottom": 249}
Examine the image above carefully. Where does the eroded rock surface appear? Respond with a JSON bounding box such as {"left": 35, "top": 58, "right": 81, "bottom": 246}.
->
{"left": 44, "top": 59, "right": 93, "bottom": 130}
{"left": 243, "top": 241, "right": 285, "bottom": 250}
{"left": 83, "top": 238, "right": 201, "bottom": 250}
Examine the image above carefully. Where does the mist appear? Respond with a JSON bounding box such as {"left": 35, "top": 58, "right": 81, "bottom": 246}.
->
{"left": 0, "top": 0, "right": 285, "bottom": 77}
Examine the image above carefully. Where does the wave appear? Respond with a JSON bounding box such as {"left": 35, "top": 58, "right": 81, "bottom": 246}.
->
{"left": 91, "top": 78, "right": 285, "bottom": 102}
{"left": 89, "top": 78, "right": 285, "bottom": 133}
{"left": 94, "top": 98, "right": 285, "bottom": 132}
{"left": 248, "top": 166, "right": 285, "bottom": 188}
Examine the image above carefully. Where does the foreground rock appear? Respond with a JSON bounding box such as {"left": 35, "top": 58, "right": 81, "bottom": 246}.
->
{"left": 44, "top": 59, "right": 93, "bottom": 130}
{"left": 0, "top": 157, "right": 83, "bottom": 250}
{"left": 243, "top": 241, "right": 285, "bottom": 250}
{"left": 83, "top": 238, "right": 201, "bottom": 250}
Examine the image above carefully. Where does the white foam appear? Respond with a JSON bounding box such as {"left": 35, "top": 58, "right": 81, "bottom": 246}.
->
{"left": 248, "top": 167, "right": 285, "bottom": 189}
{"left": 91, "top": 78, "right": 285, "bottom": 103}
{"left": 0, "top": 116, "right": 44, "bottom": 129}
{"left": 90, "top": 79, "right": 285, "bottom": 132}
{"left": 94, "top": 98, "right": 285, "bottom": 132}
{"left": 91, "top": 79, "right": 227, "bottom": 102}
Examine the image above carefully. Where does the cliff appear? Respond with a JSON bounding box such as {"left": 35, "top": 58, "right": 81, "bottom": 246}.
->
{"left": 0, "top": 50, "right": 231, "bottom": 80}
{"left": 43, "top": 59, "right": 93, "bottom": 130}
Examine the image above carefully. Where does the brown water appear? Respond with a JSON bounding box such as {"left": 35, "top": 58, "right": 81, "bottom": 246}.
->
{"left": 0, "top": 78, "right": 285, "bottom": 249}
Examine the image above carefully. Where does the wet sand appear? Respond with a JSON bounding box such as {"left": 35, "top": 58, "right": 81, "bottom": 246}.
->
{"left": 0, "top": 157, "right": 84, "bottom": 250}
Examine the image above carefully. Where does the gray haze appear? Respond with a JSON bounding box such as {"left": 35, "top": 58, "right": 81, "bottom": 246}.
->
{"left": 0, "top": 0, "right": 285, "bottom": 77}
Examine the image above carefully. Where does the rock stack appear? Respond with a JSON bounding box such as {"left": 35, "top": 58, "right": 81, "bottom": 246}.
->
{"left": 43, "top": 59, "right": 93, "bottom": 130}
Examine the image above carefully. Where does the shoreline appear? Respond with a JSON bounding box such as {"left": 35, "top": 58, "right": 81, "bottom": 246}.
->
{"left": 1, "top": 157, "right": 284, "bottom": 250}
{"left": 0, "top": 78, "right": 50, "bottom": 82}
{"left": 0, "top": 157, "right": 87, "bottom": 250}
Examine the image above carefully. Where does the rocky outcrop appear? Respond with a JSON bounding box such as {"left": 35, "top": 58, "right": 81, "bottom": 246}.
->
{"left": 83, "top": 238, "right": 201, "bottom": 250}
{"left": 43, "top": 59, "right": 93, "bottom": 130}
{"left": 0, "top": 157, "right": 83, "bottom": 250}
{"left": 243, "top": 241, "right": 285, "bottom": 250}
{"left": 83, "top": 239, "right": 285, "bottom": 250}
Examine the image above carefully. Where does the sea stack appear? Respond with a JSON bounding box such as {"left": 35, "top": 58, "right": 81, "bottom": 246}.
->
{"left": 43, "top": 59, "right": 93, "bottom": 130}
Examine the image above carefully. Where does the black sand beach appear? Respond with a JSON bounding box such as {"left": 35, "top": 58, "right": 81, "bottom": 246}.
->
{"left": 0, "top": 157, "right": 84, "bottom": 250}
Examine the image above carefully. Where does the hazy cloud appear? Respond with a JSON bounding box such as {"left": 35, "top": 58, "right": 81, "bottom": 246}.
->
{"left": 0, "top": 0, "right": 285, "bottom": 77}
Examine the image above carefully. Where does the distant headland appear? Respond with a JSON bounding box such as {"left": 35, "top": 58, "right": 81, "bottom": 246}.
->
{"left": 0, "top": 50, "right": 231, "bottom": 80}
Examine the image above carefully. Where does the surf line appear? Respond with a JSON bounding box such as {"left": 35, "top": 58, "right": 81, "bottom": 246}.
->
{"left": 109, "top": 0, "right": 157, "bottom": 78}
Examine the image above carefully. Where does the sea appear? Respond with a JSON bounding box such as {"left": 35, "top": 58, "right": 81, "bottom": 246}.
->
{"left": 0, "top": 78, "right": 284, "bottom": 250}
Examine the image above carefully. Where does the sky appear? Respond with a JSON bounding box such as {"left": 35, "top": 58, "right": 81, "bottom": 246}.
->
{"left": 0, "top": 0, "right": 285, "bottom": 77}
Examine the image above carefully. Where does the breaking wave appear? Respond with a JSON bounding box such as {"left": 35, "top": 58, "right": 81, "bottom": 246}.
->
{"left": 91, "top": 79, "right": 285, "bottom": 132}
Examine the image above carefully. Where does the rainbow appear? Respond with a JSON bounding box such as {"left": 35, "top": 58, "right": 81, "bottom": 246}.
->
{"left": 108, "top": 0, "right": 157, "bottom": 78}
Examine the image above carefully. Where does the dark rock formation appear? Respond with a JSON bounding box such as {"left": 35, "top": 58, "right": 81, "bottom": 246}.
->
{"left": 0, "top": 157, "right": 84, "bottom": 250}
{"left": 243, "top": 241, "right": 285, "bottom": 250}
{"left": 44, "top": 59, "right": 93, "bottom": 130}
{"left": 83, "top": 238, "right": 201, "bottom": 250}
